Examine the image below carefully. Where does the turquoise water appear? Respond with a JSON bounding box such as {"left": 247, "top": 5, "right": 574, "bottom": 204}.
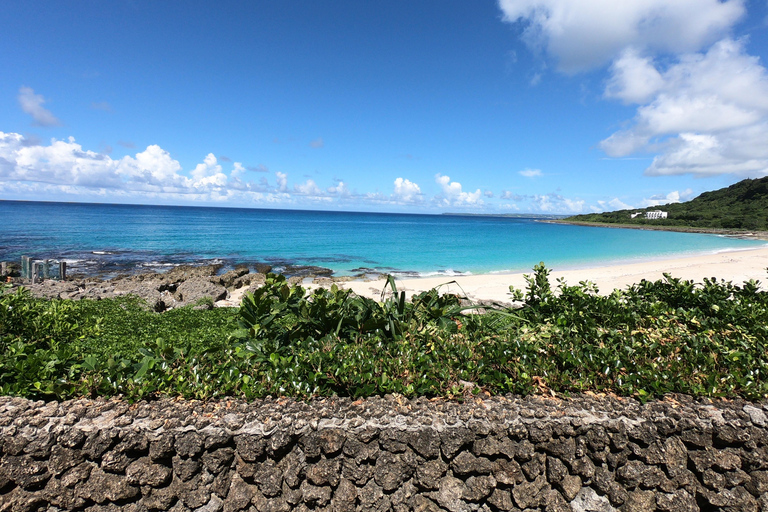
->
{"left": 1, "top": 200, "right": 764, "bottom": 277}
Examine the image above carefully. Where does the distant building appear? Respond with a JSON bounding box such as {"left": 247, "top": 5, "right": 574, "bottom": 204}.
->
{"left": 630, "top": 212, "right": 642, "bottom": 219}
{"left": 645, "top": 210, "right": 668, "bottom": 219}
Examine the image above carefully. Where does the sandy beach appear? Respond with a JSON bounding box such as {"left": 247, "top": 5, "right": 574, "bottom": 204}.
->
{"left": 320, "top": 246, "right": 768, "bottom": 304}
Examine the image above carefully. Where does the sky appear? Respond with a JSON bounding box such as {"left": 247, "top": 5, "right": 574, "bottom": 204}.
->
{"left": 2, "top": 1, "right": 768, "bottom": 214}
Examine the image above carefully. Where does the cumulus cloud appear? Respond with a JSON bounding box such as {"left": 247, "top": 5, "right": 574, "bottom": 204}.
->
{"left": 501, "top": 190, "right": 524, "bottom": 201}
{"left": 597, "top": 198, "right": 634, "bottom": 211}
{"left": 600, "top": 39, "right": 768, "bottom": 177}
{"left": 18, "top": 87, "right": 61, "bottom": 127}
{"left": 519, "top": 168, "right": 542, "bottom": 178}
{"left": 294, "top": 179, "right": 323, "bottom": 196}
{"left": 328, "top": 181, "right": 350, "bottom": 196}
{"left": 640, "top": 189, "right": 694, "bottom": 207}
{"left": 531, "top": 193, "right": 584, "bottom": 213}
{"left": 498, "top": 0, "right": 745, "bottom": 72}
{"left": 392, "top": 177, "right": 422, "bottom": 203}
{"left": 275, "top": 171, "right": 288, "bottom": 192}
{"left": 434, "top": 174, "right": 483, "bottom": 206}
{"left": 0, "top": 131, "right": 294, "bottom": 204}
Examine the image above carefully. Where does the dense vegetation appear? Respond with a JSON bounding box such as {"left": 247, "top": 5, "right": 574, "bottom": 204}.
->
{"left": 568, "top": 176, "right": 768, "bottom": 230}
{"left": 2, "top": 268, "right": 768, "bottom": 402}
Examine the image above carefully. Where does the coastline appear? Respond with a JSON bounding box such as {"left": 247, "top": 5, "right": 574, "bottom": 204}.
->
{"left": 544, "top": 219, "right": 768, "bottom": 241}
{"left": 311, "top": 245, "right": 768, "bottom": 305}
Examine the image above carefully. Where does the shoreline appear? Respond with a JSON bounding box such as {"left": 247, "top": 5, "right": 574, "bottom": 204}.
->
{"left": 544, "top": 219, "right": 768, "bottom": 241}
{"left": 310, "top": 245, "right": 768, "bottom": 305}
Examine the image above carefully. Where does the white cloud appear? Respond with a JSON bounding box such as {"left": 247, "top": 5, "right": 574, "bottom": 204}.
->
{"left": 604, "top": 49, "right": 664, "bottom": 104}
{"left": 597, "top": 198, "right": 634, "bottom": 211}
{"left": 294, "top": 179, "right": 322, "bottom": 196}
{"left": 434, "top": 174, "right": 483, "bottom": 206}
{"left": 18, "top": 86, "right": 61, "bottom": 127}
{"left": 601, "top": 39, "right": 768, "bottom": 177}
{"left": 328, "top": 181, "right": 350, "bottom": 196}
{"left": 519, "top": 168, "right": 542, "bottom": 178}
{"left": 498, "top": 0, "right": 745, "bottom": 72}
{"left": 640, "top": 188, "right": 694, "bottom": 207}
{"left": 392, "top": 177, "right": 422, "bottom": 203}
{"left": 0, "top": 131, "right": 294, "bottom": 203}
{"left": 275, "top": 171, "right": 288, "bottom": 192}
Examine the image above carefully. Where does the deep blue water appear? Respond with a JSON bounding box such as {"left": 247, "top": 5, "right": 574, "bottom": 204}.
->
{"left": 0, "top": 200, "right": 764, "bottom": 277}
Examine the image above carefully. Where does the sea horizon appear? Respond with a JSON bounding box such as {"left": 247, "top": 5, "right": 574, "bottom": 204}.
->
{"left": 1, "top": 199, "right": 765, "bottom": 279}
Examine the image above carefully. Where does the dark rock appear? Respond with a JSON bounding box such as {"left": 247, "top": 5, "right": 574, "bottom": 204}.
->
{"left": 75, "top": 467, "right": 139, "bottom": 504}
{"left": 202, "top": 447, "right": 235, "bottom": 474}
{"left": 48, "top": 446, "right": 84, "bottom": 476}
{"left": 224, "top": 474, "right": 256, "bottom": 512}
{"left": 487, "top": 489, "right": 515, "bottom": 511}
{"left": 219, "top": 268, "right": 249, "bottom": 288}
{"left": 451, "top": 451, "right": 495, "bottom": 476}
{"left": 623, "top": 490, "right": 656, "bottom": 512}
{"left": 409, "top": 429, "right": 441, "bottom": 459}
{"left": 300, "top": 480, "right": 332, "bottom": 506}
{"left": 235, "top": 434, "right": 266, "bottom": 462}
{"left": 2, "top": 455, "right": 49, "bottom": 490}
{"left": 492, "top": 458, "right": 524, "bottom": 486}
{"left": 414, "top": 458, "right": 448, "bottom": 490}
{"left": 305, "top": 458, "right": 341, "bottom": 487}
{"left": 373, "top": 450, "right": 415, "bottom": 491}
{"left": 511, "top": 474, "right": 548, "bottom": 509}
{"left": 616, "top": 460, "right": 666, "bottom": 489}
{"left": 319, "top": 428, "right": 345, "bottom": 455}
{"left": 378, "top": 428, "right": 409, "bottom": 453}
{"left": 172, "top": 455, "right": 202, "bottom": 481}
{"left": 175, "top": 277, "right": 227, "bottom": 305}
{"left": 655, "top": 489, "right": 698, "bottom": 512}
{"left": 125, "top": 457, "right": 172, "bottom": 487}
{"left": 462, "top": 475, "right": 496, "bottom": 502}
{"left": 331, "top": 478, "right": 357, "bottom": 512}
{"left": 440, "top": 428, "right": 474, "bottom": 459}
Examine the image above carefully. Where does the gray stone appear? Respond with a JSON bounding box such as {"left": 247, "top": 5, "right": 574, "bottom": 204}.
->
{"left": 195, "top": 494, "right": 224, "bottom": 512}
{"left": 434, "top": 476, "right": 470, "bottom": 512}
{"left": 175, "top": 277, "right": 227, "bottom": 305}
{"left": 744, "top": 405, "right": 767, "bottom": 427}
{"left": 570, "top": 487, "right": 617, "bottom": 512}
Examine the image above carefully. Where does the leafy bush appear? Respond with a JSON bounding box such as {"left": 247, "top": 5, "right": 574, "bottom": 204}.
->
{"left": 1, "top": 266, "right": 767, "bottom": 401}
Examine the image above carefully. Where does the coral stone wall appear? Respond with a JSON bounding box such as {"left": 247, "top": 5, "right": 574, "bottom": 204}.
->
{"left": 2, "top": 395, "right": 768, "bottom": 512}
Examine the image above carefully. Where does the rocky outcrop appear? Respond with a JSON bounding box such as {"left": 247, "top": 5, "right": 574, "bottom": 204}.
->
{"left": 2, "top": 394, "right": 767, "bottom": 512}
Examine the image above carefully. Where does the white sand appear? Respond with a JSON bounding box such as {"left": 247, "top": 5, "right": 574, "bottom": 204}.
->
{"left": 328, "top": 246, "right": 768, "bottom": 304}
{"left": 216, "top": 246, "right": 768, "bottom": 306}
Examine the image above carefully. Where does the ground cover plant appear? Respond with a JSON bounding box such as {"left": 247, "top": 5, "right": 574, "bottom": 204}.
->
{"left": 2, "top": 266, "right": 767, "bottom": 401}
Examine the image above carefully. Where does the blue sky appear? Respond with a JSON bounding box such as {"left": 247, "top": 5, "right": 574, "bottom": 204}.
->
{"left": 2, "top": 1, "right": 768, "bottom": 214}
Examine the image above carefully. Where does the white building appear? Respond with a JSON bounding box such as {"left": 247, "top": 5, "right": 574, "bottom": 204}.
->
{"left": 645, "top": 210, "right": 668, "bottom": 220}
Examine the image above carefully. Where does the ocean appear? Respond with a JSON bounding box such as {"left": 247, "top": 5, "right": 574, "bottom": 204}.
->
{"left": 1, "top": 200, "right": 765, "bottom": 278}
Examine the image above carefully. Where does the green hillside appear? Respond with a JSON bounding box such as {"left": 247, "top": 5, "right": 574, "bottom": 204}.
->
{"left": 569, "top": 177, "right": 768, "bottom": 231}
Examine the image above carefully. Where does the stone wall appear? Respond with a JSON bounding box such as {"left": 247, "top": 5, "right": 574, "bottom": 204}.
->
{"left": 2, "top": 394, "right": 768, "bottom": 512}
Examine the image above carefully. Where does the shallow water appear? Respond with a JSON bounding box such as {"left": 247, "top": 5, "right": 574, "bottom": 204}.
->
{"left": 1, "top": 200, "right": 764, "bottom": 277}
